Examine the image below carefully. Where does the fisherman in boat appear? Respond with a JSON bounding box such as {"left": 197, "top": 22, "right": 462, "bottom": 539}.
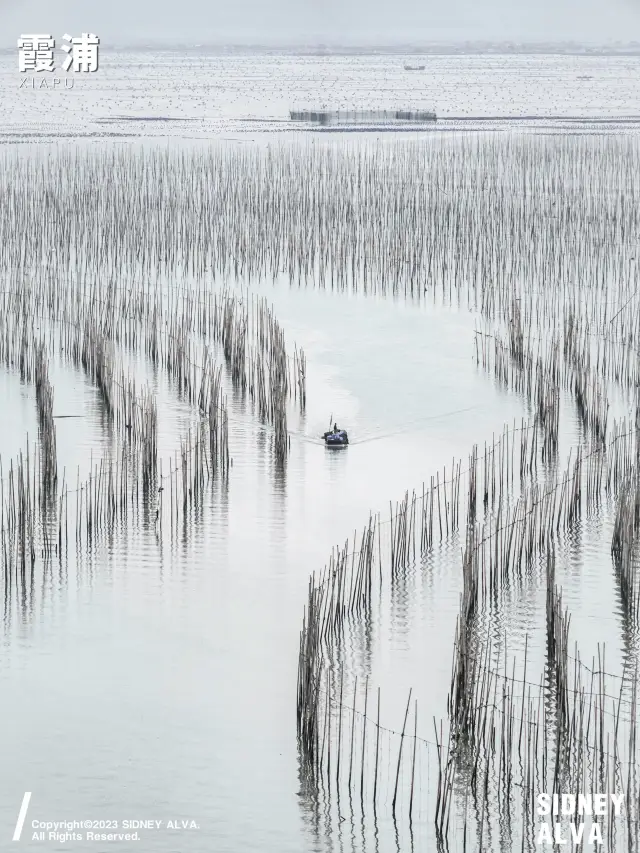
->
{"left": 322, "top": 423, "right": 349, "bottom": 445}
{"left": 323, "top": 423, "right": 340, "bottom": 438}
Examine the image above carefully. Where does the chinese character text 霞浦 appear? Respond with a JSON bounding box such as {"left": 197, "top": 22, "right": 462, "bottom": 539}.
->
{"left": 17, "top": 34, "right": 100, "bottom": 72}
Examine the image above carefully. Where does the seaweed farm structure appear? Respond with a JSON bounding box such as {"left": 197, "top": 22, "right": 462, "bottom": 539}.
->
{"left": 0, "top": 273, "right": 307, "bottom": 592}
{"left": 4, "top": 136, "right": 640, "bottom": 851}
{"left": 297, "top": 415, "right": 640, "bottom": 851}
{"left": 289, "top": 109, "right": 437, "bottom": 125}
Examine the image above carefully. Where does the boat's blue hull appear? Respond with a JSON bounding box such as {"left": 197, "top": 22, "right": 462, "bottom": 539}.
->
{"left": 325, "top": 431, "right": 349, "bottom": 447}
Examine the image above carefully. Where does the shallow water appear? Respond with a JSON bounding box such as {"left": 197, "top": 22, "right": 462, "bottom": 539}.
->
{"left": 0, "top": 282, "right": 531, "bottom": 852}
{"left": 0, "top": 48, "right": 638, "bottom": 853}
{"left": 3, "top": 48, "right": 640, "bottom": 143}
{"left": 0, "top": 278, "right": 629, "bottom": 852}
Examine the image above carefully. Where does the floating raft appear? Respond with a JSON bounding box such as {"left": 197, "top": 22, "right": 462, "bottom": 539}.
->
{"left": 290, "top": 109, "right": 437, "bottom": 125}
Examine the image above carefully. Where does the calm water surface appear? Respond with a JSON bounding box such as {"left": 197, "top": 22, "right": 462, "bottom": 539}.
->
{"left": 0, "top": 49, "right": 634, "bottom": 852}
{"left": 3, "top": 48, "right": 640, "bottom": 141}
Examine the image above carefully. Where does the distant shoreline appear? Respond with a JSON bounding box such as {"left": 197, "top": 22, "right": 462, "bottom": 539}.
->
{"left": 3, "top": 42, "right": 640, "bottom": 56}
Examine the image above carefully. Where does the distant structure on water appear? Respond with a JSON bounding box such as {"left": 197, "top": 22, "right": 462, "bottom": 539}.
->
{"left": 404, "top": 64, "right": 425, "bottom": 70}
{"left": 289, "top": 109, "right": 437, "bottom": 125}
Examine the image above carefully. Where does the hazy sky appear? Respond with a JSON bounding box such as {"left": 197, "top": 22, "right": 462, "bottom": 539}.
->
{"left": 1, "top": 0, "right": 640, "bottom": 47}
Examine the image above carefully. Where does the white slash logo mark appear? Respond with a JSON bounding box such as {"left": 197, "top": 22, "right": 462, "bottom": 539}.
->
{"left": 13, "top": 793, "right": 31, "bottom": 841}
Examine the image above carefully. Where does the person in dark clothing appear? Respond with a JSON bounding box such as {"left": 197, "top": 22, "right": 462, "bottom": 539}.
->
{"left": 322, "top": 423, "right": 342, "bottom": 439}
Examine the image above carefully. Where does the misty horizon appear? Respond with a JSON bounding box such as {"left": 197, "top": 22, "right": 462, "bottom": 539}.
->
{"left": 1, "top": 0, "right": 639, "bottom": 50}
{"left": 3, "top": 37, "right": 640, "bottom": 54}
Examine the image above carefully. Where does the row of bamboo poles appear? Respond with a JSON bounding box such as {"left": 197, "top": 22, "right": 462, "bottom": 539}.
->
{"left": 0, "top": 273, "right": 307, "bottom": 591}
{"left": 3, "top": 139, "right": 640, "bottom": 307}
{"left": 297, "top": 401, "right": 640, "bottom": 849}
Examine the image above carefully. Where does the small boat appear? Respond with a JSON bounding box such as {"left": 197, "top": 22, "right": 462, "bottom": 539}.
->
{"left": 404, "top": 65, "right": 425, "bottom": 71}
{"left": 323, "top": 427, "right": 349, "bottom": 447}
